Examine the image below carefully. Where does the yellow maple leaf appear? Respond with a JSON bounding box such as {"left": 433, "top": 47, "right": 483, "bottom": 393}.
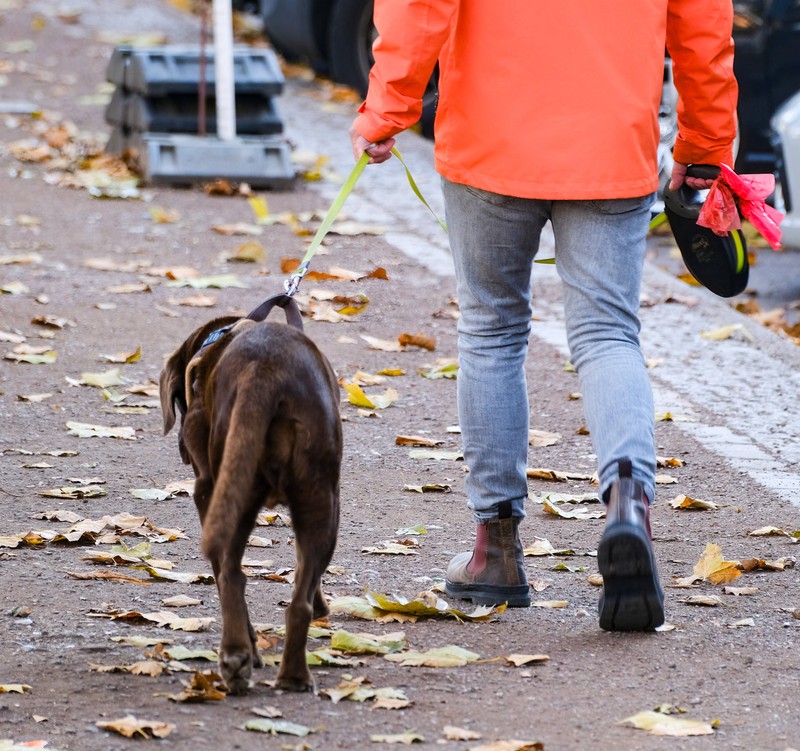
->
{"left": 693, "top": 543, "right": 741, "bottom": 585}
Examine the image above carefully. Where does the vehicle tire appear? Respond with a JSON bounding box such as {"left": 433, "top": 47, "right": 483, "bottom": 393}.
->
{"left": 328, "top": 0, "right": 375, "bottom": 94}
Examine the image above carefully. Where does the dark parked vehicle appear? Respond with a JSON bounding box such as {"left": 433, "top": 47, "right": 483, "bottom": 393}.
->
{"left": 237, "top": 0, "right": 800, "bottom": 175}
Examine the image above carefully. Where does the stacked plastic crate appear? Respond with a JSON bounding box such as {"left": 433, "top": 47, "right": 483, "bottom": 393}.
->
{"left": 105, "top": 46, "right": 294, "bottom": 188}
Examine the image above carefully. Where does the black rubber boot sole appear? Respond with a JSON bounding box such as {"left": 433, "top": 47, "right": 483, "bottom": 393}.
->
{"left": 597, "top": 523, "right": 664, "bottom": 631}
{"left": 445, "top": 580, "right": 531, "bottom": 608}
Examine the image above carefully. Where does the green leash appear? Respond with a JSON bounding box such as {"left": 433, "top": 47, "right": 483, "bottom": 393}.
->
{"left": 285, "top": 147, "right": 447, "bottom": 295}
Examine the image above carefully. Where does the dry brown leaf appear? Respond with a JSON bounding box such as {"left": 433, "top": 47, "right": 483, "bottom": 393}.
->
{"left": 469, "top": 742, "right": 544, "bottom": 751}
{"left": 395, "top": 435, "right": 443, "bottom": 447}
{"left": 528, "top": 429, "right": 561, "bottom": 447}
{"left": 67, "top": 570, "right": 149, "bottom": 585}
{"left": 444, "top": 726, "right": 482, "bottom": 741}
{"left": 97, "top": 715, "right": 175, "bottom": 739}
{"left": 669, "top": 494, "right": 720, "bottom": 511}
{"left": 723, "top": 586, "right": 758, "bottom": 596}
{"left": 398, "top": 332, "right": 436, "bottom": 351}
{"left": 504, "top": 654, "right": 550, "bottom": 666}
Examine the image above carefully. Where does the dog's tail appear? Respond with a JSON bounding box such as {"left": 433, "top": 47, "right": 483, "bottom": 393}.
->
{"left": 200, "top": 374, "right": 283, "bottom": 564}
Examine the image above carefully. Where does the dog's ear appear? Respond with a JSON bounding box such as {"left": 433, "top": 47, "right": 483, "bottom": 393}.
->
{"left": 160, "top": 316, "right": 241, "bottom": 435}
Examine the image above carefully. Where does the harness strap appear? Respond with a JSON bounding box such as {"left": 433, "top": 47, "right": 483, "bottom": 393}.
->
{"left": 245, "top": 293, "right": 303, "bottom": 331}
{"left": 199, "top": 294, "right": 303, "bottom": 353}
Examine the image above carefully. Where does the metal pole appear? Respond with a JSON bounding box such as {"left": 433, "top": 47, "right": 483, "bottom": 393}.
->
{"left": 212, "top": 0, "right": 236, "bottom": 141}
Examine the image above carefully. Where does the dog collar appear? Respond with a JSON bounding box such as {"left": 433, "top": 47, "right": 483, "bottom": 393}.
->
{"left": 199, "top": 323, "right": 234, "bottom": 352}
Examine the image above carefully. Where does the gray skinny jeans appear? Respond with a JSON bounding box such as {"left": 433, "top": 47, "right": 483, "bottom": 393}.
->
{"left": 443, "top": 178, "right": 657, "bottom": 521}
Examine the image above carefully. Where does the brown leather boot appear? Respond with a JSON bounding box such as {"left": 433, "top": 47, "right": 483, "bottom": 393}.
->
{"left": 445, "top": 501, "right": 530, "bottom": 608}
{"left": 597, "top": 458, "right": 664, "bottom": 631}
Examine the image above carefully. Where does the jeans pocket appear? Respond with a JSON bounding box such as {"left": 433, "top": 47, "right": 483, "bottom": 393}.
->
{"left": 589, "top": 194, "right": 655, "bottom": 215}
{"left": 463, "top": 184, "right": 518, "bottom": 208}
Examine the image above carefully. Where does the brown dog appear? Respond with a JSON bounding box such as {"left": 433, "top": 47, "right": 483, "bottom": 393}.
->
{"left": 160, "top": 305, "right": 341, "bottom": 695}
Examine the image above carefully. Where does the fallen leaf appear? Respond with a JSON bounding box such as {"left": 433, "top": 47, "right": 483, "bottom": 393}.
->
{"left": 683, "top": 595, "right": 724, "bottom": 607}
{"left": 330, "top": 630, "right": 407, "bottom": 655}
{"left": 531, "top": 601, "right": 568, "bottom": 609}
{"left": 523, "top": 538, "right": 574, "bottom": 557}
{"left": 0, "top": 684, "right": 31, "bottom": 693}
{"left": 403, "top": 483, "right": 452, "bottom": 493}
{"left": 395, "top": 435, "right": 443, "bottom": 447}
{"left": 67, "top": 570, "right": 148, "bottom": 585}
{"left": 747, "top": 526, "right": 791, "bottom": 537}
{"left": 174, "top": 293, "right": 217, "bottom": 307}
{"left": 100, "top": 347, "right": 141, "bottom": 364}
{"left": 468, "top": 741, "right": 544, "bottom": 751}
{"left": 504, "top": 654, "right": 550, "bottom": 666}
{"left": 542, "top": 498, "right": 605, "bottom": 520}
{"left": 418, "top": 359, "right": 458, "bottom": 379}
{"left": 526, "top": 467, "right": 594, "bottom": 482}
{"left": 723, "top": 586, "right": 758, "bottom": 596}
{"left": 329, "top": 220, "right": 386, "bottom": 236}
{"left": 107, "top": 282, "right": 151, "bottom": 294}
{"left": 5, "top": 351, "right": 57, "bottom": 365}
{"left": 161, "top": 595, "right": 203, "bottom": 608}
{"left": 693, "top": 543, "right": 741, "bottom": 585}
{"left": 66, "top": 421, "right": 136, "bottom": 440}
{"left": 361, "top": 334, "right": 405, "bottom": 352}
{"left": 167, "top": 274, "right": 246, "bottom": 290}
{"left": 655, "top": 474, "right": 678, "bottom": 485}
{"left": 31, "top": 314, "right": 74, "bottom": 329}
{"left": 669, "top": 494, "right": 720, "bottom": 511}
{"left": 700, "top": 323, "right": 754, "bottom": 341}
{"left": 398, "top": 332, "right": 436, "bottom": 351}
{"left": 166, "top": 670, "right": 227, "bottom": 702}
{"left": 96, "top": 715, "right": 175, "bottom": 739}
{"left": 619, "top": 710, "right": 714, "bottom": 736}
{"left": 38, "top": 486, "right": 106, "bottom": 499}
{"left": 385, "top": 645, "right": 479, "bottom": 668}
{"left": 362, "top": 541, "right": 420, "bottom": 556}
{"left": 244, "top": 718, "right": 314, "bottom": 736}
{"left": 17, "top": 392, "right": 53, "bottom": 402}
{"left": 222, "top": 240, "right": 266, "bottom": 263}
{"left": 212, "top": 222, "right": 263, "bottom": 236}
{"left": 444, "top": 726, "right": 482, "bottom": 741}
{"left": 370, "top": 731, "right": 424, "bottom": 745}
{"left": 130, "top": 488, "right": 171, "bottom": 501}
{"left": 408, "top": 449, "right": 463, "bottom": 461}
{"left": 143, "top": 567, "right": 214, "bottom": 585}
{"left": 656, "top": 456, "right": 684, "bottom": 468}
{"left": 78, "top": 368, "right": 122, "bottom": 389}
{"left": 528, "top": 430, "right": 561, "bottom": 447}
{"left": 343, "top": 382, "right": 398, "bottom": 410}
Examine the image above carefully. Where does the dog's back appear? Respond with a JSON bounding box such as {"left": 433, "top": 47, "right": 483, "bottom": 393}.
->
{"left": 205, "top": 322, "right": 342, "bottom": 517}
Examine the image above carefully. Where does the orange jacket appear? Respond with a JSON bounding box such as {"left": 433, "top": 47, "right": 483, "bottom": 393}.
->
{"left": 354, "top": 0, "right": 738, "bottom": 200}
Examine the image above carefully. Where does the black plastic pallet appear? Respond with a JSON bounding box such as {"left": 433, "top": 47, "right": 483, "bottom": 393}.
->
{"left": 126, "top": 93, "right": 283, "bottom": 135}
{"left": 106, "top": 45, "right": 284, "bottom": 97}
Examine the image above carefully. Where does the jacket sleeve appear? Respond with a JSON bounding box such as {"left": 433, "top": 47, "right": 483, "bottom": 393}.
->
{"left": 352, "top": 0, "right": 457, "bottom": 144}
{"left": 667, "top": 0, "right": 739, "bottom": 167}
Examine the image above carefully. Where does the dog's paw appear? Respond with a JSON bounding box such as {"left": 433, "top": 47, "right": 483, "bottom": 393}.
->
{"left": 275, "top": 673, "right": 315, "bottom": 693}
{"left": 220, "top": 651, "right": 253, "bottom": 696}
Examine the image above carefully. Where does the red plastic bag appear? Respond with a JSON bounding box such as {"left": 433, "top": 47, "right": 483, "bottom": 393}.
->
{"left": 697, "top": 163, "right": 784, "bottom": 249}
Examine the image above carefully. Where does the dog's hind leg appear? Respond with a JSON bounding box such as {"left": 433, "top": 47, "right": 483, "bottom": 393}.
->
{"left": 204, "top": 515, "right": 260, "bottom": 696}
{"left": 276, "top": 492, "right": 338, "bottom": 693}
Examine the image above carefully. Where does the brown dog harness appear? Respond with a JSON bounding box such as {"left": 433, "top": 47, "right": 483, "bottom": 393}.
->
{"left": 200, "top": 293, "right": 304, "bottom": 352}
{"left": 186, "top": 295, "right": 305, "bottom": 410}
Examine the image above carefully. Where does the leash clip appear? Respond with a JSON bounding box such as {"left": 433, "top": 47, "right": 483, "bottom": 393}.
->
{"left": 283, "top": 262, "right": 308, "bottom": 297}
